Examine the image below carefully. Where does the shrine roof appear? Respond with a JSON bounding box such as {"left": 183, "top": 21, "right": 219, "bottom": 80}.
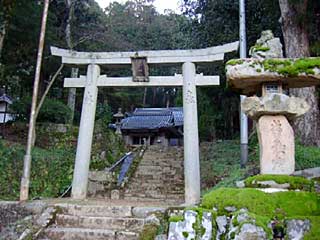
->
{"left": 0, "top": 94, "right": 13, "bottom": 104}
{"left": 121, "top": 107, "right": 183, "bottom": 130}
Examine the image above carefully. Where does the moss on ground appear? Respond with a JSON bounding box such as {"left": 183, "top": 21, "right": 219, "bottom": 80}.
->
{"left": 201, "top": 188, "right": 320, "bottom": 217}
{"left": 139, "top": 224, "right": 159, "bottom": 240}
{"left": 169, "top": 215, "right": 184, "bottom": 222}
{"left": 226, "top": 59, "right": 245, "bottom": 66}
{"left": 244, "top": 174, "right": 315, "bottom": 191}
{"left": 226, "top": 57, "right": 320, "bottom": 77}
{"left": 199, "top": 187, "right": 320, "bottom": 239}
{"left": 262, "top": 58, "right": 320, "bottom": 76}
{"left": 250, "top": 45, "right": 270, "bottom": 52}
{"left": 232, "top": 211, "right": 273, "bottom": 238}
{"left": 302, "top": 216, "right": 320, "bottom": 240}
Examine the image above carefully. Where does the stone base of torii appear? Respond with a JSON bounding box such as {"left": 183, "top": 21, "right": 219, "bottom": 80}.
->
{"left": 51, "top": 42, "right": 239, "bottom": 205}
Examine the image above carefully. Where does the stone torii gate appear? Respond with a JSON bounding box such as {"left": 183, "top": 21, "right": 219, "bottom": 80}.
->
{"left": 51, "top": 41, "right": 238, "bottom": 205}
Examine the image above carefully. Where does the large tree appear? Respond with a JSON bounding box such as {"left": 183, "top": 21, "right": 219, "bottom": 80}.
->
{"left": 279, "top": 0, "right": 320, "bottom": 146}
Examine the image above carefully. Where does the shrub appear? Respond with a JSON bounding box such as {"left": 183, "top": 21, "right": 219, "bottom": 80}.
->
{"left": 11, "top": 96, "right": 71, "bottom": 124}
{"left": 0, "top": 140, "right": 75, "bottom": 200}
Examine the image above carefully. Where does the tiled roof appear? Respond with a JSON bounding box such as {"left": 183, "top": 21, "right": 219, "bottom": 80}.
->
{"left": 121, "top": 107, "right": 183, "bottom": 130}
{"left": 0, "top": 94, "right": 13, "bottom": 104}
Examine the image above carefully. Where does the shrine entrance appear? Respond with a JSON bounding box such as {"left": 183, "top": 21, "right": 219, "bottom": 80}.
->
{"left": 51, "top": 41, "right": 238, "bottom": 205}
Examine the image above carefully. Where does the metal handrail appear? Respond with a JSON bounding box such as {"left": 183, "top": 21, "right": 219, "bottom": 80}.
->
{"left": 106, "top": 152, "right": 132, "bottom": 172}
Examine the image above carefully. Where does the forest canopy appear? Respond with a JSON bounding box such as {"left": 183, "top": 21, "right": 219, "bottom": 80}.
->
{"left": 0, "top": 0, "right": 319, "bottom": 141}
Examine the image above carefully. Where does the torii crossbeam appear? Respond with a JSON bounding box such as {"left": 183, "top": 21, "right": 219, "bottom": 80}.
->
{"left": 51, "top": 41, "right": 239, "bottom": 205}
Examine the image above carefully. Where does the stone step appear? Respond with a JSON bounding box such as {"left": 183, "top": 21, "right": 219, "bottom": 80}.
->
{"left": 44, "top": 227, "right": 115, "bottom": 240}
{"left": 56, "top": 204, "right": 132, "bottom": 217}
{"left": 44, "top": 227, "right": 139, "bottom": 240}
{"left": 56, "top": 214, "right": 145, "bottom": 232}
{"left": 124, "top": 196, "right": 184, "bottom": 204}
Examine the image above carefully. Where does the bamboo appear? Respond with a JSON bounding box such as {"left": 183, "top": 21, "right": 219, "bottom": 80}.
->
{"left": 20, "top": 0, "right": 50, "bottom": 201}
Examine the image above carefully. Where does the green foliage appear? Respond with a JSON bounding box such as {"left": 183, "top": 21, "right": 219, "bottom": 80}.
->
{"left": 244, "top": 175, "right": 315, "bottom": 191}
{"left": 90, "top": 119, "right": 129, "bottom": 172}
{"left": 310, "top": 41, "right": 320, "bottom": 56}
{"left": 10, "top": 97, "right": 72, "bottom": 124}
{"left": 200, "top": 140, "right": 258, "bottom": 191}
{"left": 182, "top": 0, "right": 282, "bottom": 49}
{"left": 296, "top": 141, "right": 320, "bottom": 170}
{"left": 36, "top": 124, "right": 78, "bottom": 150}
{"left": 0, "top": 140, "right": 75, "bottom": 200}
{"left": 95, "top": 103, "right": 112, "bottom": 124}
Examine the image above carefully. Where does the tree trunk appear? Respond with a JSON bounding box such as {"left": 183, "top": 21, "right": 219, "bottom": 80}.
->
{"left": 142, "top": 87, "right": 147, "bottom": 106}
{"left": 0, "top": 19, "right": 8, "bottom": 57}
{"left": 65, "top": 0, "right": 78, "bottom": 124}
{"left": 279, "top": 0, "right": 320, "bottom": 146}
{"left": 67, "top": 68, "right": 78, "bottom": 124}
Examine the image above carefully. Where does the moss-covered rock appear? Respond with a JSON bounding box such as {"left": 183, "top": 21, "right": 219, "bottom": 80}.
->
{"left": 244, "top": 174, "right": 315, "bottom": 191}
{"left": 201, "top": 188, "right": 320, "bottom": 217}
{"left": 139, "top": 224, "right": 159, "bottom": 240}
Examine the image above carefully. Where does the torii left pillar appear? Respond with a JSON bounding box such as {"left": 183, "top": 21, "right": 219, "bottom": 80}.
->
{"left": 71, "top": 64, "right": 100, "bottom": 199}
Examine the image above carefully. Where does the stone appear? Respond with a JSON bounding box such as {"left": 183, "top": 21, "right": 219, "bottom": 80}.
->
{"left": 255, "top": 180, "right": 290, "bottom": 189}
{"left": 249, "top": 30, "right": 283, "bottom": 59}
{"left": 110, "top": 189, "right": 120, "bottom": 200}
{"left": 35, "top": 207, "right": 57, "bottom": 228}
{"left": 236, "top": 209, "right": 250, "bottom": 223}
{"left": 23, "top": 201, "right": 47, "bottom": 215}
{"left": 100, "top": 151, "right": 106, "bottom": 159}
{"left": 87, "top": 181, "right": 104, "bottom": 196}
{"left": 88, "top": 171, "right": 112, "bottom": 182}
{"left": 236, "top": 181, "right": 245, "bottom": 188}
{"left": 155, "top": 234, "right": 167, "bottom": 240}
{"left": 293, "top": 167, "right": 320, "bottom": 179}
{"left": 216, "top": 215, "right": 228, "bottom": 239}
{"left": 55, "top": 204, "right": 132, "bottom": 217}
{"left": 257, "top": 115, "right": 295, "bottom": 175}
{"left": 183, "top": 62, "right": 201, "bottom": 205}
{"left": 226, "top": 59, "right": 320, "bottom": 95}
{"left": 132, "top": 207, "right": 167, "bottom": 218}
{"left": 225, "top": 206, "right": 237, "bottom": 212}
{"left": 45, "top": 227, "right": 116, "bottom": 240}
{"left": 242, "top": 94, "right": 310, "bottom": 120}
{"left": 201, "top": 212, "right": 212, "bottom": 240}
{"left": 145, "top": 214, "right": 161, "bottom": 226}
{"left": 255, "top": 188, "right": 288, "bottom": 193}
{"left": 168, "top": 210, "right": 197, "bottom": 240}
{"left": 286, "top": 219, "right": 311, "bottom": 240}
{"left": 234, "top": 223, "right": 267, "bottom": 240}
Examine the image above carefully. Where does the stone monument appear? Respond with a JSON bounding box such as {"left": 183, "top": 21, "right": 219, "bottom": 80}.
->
{"left": 226, "top": 31, "right": 320, "bottom": 175}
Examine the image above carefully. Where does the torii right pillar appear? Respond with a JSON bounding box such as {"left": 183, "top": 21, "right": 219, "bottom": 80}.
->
{"left": 183, "top": 62, "right": 201, "bottom": 205}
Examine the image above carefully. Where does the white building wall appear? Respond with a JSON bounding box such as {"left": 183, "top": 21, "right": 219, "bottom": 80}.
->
{"left": 0, "top": 103, "right": 13, "bottom": 123}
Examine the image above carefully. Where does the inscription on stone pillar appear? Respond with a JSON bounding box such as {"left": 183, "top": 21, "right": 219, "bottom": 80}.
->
{"left": 270, "top": 119, "right": 286, "bottom": 171}
{"left": 257, "top": 115, "right": 295, "bottom": 175}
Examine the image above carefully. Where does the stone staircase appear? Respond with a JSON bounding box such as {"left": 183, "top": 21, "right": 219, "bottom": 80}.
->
{"left": 41, "top": 202, "right": 167, "bottom": 240}
{"left": 124, "top": 145, "right": 185, "bottom": 204}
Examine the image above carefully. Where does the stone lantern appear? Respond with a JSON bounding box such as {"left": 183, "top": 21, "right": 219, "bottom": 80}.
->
{"left": 226, "top": 57, "right": 320, "bottom": 175}
{"left": 113, "top": 108, "right": 124, "bottom": 135}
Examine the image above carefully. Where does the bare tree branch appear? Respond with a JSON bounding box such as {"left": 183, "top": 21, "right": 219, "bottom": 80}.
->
{"left": 34, "top": 63, "right": 64, "bottom": 121}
